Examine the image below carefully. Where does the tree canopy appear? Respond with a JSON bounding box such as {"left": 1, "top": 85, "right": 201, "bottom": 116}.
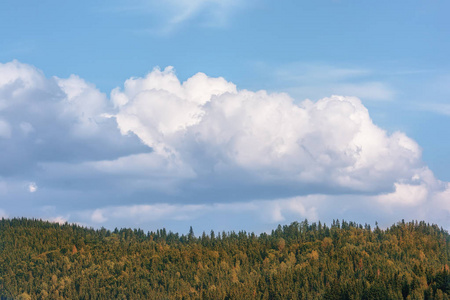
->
{"left": 0, "top": 218, "right": 449, "bottom": 299}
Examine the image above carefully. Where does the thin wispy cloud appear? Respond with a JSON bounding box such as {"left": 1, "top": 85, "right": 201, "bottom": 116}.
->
{"left": 417, "top": 103, "right": 450, "bottom": 116}
{"left": 109, "top": 0, "right": 250, "bottom": 34}
{"left": 409, "top": 74, "right": 450, "bottom": 116}
{"left": 254, "top": 62, "right": 397, "bottom": 102}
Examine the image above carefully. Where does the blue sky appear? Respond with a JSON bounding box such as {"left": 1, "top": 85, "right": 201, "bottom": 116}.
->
{"left": 0, "top": 0, "right": 449, "bottom": 234}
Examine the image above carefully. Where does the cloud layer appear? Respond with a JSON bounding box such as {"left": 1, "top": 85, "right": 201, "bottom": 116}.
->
{"left": 0, "top": 60, "right": 449, "bottom": 232}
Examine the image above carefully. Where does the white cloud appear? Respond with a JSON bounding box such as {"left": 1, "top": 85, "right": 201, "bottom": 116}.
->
{"left": 261, "top": 196, "right": 320, "bottom": 223}
{"left": 377, "top": 183, "right": 428, "bottom": 206}
{"left": 376, "top": 167, "right": 444, "bottom": 206}
{"left": 45, "top": 216, "right": 68, "bottom": 225}
{"left": 91, "top": 209, "right": 108, "bottom": 223}
{"left": 28, "top": 182, "right": 38, "bottom": 193}
{"left": 0, "top": 60, "right": 50, "bottom": 100}
{"left": 55, "top": 74, "right": 110, "bottom": 137}
{"left": 113, "top": 67, "right": 236, "bottom": 154}
{"left": 112, "top": 67, "right": 422, "bottom": 193}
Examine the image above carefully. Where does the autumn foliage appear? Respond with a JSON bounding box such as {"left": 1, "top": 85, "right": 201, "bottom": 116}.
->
{"left": 0, "top": 218, "right": 449, "bottom": 299}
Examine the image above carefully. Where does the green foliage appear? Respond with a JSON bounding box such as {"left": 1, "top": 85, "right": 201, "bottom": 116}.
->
{"left": 0, "top": 218, "right": 449, "bottom": 299}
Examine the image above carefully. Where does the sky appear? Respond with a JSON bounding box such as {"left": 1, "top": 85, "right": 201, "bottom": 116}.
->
{"left": 0, "top": 0, "right": 449, "bottom": 234}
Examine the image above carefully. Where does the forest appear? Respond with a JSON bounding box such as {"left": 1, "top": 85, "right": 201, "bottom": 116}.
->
{"left": 0, "top": 218, "right": 450, "bottom": 299}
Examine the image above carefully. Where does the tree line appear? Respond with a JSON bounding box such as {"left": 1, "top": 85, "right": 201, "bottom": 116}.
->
{"left": 0, "top": 218, "right": 449, "bottom": 299}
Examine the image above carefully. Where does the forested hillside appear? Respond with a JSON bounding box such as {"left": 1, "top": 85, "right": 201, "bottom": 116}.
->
{"left": 0, "top": 218, "right": 449, "bottom": 299}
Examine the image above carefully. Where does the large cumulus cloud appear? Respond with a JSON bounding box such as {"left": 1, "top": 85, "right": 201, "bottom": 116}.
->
{"left": 112, "top": 66, "right": 424, "bottom": 195}
{"left": 0, "top": 60, "right": 449, "bottom": 232}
